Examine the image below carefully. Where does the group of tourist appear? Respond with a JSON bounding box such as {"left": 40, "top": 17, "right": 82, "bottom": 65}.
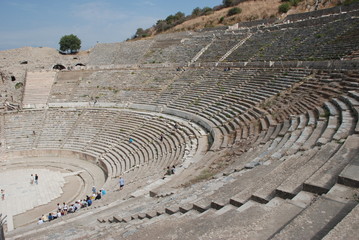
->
{"left": 37, "top": 187, "right": 106, "bottom": 225}
{"left": 30, "top": 174, "right": 39, "bottom": 185}
{"left": 165, "top": 165, "right": 176, "bottom": 177}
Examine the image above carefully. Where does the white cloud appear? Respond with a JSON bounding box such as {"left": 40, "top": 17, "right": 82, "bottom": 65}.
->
{"left": 142, "top": 1, "right": 155, "bottom": 7}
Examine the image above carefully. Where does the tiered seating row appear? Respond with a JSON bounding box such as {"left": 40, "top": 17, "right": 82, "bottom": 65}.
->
{"left": 92, "top": 90, "right": 359, "bottom": 239}
{"left": 260, "top": 70, "right": 359, "bottom": 123}
{"left": 3, "top": 109, "right": 201, "bottom": 181}
{"left": 141, "top": 33, "right": 213, "bottom": 65}
{"left": 49, "top": 69, "right": 180, "bottom": 104}
{"left": 224, "top": 12, "right": 359, "bottom": 62}
{"left": 163, "top": 68, "right": 311, "bottom": 148}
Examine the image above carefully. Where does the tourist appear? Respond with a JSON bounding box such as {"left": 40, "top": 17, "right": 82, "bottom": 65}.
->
{"left": 68, "top": 204, "right": 75, "bottom": 213}
{"left": 81, "top": 199, "right": 88, "bottom": 208}
{"left": 35, "top": 174, "right": 39, "bottom": 184}
{"left": 129, "top": 138, "right": 134, "bottom": 143}
{"left": 1, "top": 189, "right": 4, "bottom": 200}
{"left": 95, "top": 192, "right": 102, "bottom": 200}
{"left": 166, "top": 166, "right": 172, "bottom": 175}
{"left": 92, "top": 186, "right": 96, "bottom": 194}
{"left": 119, "top": 177, "right": 125, "bottom": 190}
{"left": 37, "top": 218, "right": 44, "bottom": 225}
{"left": 91, "top": 193, "right": 96, "bottom": 200}
{"left": 171, "top": 165, "right": 176, "bottom": 174}
{"left": 57, "top": 203, "right": 62, "bottom": 211}
{"left": 87, "top": 198, "right": 92, "bottom": 207}
{"left": 74, "top": 201, "right": 81, "bottom": 210}
{"left": 41, "top": 214, "right": 48, "bottom": 222}
{"left": 48, "top": 213, "right": 53, "bottom": 221}
{"left": 52, "top": 212, "right": 58, "bottom": 220}
{"left": 159, "top": 134, "right": 163, "bottom": 142}
{"left": 30, "top": 174, "right": 34, "bottom": 185}
{"left": 63, "top": 202, "right": 68, "bottom": 214}
{"left": 101, "top": 188, "right": 107, "bottom": 196}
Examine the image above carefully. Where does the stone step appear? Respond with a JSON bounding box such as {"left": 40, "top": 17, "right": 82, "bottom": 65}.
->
{"left": 271, "top": 196, "right": 357, "bottom": 240}
{"left": 338, "top": 151, "right": 359, "bottom": 188}
{"left": 250, "top": 148, "right": 318, "bottom": 203}
{"left": 304, "top": 134, "right": 359, "bottom": 194}
{"left": 322, "top": 204, "right": 359, "bottom": 240}
{"left": 276, "top": 143, "right": 340, "bottom": 199}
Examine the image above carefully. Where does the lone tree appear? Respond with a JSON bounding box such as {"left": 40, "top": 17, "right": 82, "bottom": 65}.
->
{"left": 59, "top": 34, "right": 81, "bottom": 53}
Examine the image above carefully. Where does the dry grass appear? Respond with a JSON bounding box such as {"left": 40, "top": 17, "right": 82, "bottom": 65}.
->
{"left": 170, "top": 0, "right": 282, "bottom": 32}
{"left": 165, "top": 0, "right": 342, "bottom": 33}
{"left": 134, "top": 0, "right": 343, "bottom": 39}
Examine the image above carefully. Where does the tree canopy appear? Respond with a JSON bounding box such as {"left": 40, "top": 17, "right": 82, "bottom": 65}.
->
{"left": 59, "top": 34, "right": 81, "bottom": 53}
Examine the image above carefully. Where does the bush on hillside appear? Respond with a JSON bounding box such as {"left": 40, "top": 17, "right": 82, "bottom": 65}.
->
{"left": 290, "top": 0, "right": 301, "bottom": 6}
{"left": 227, "top": 7, "right": 242, "bottom": 16}
{"left": 223, "top": 0, "right": 235, "bottom": 7}
{"left": 153, "top": 11, "right": 187, "bottom": 33}
{"left": 222, "top": 0, "right": 245, "bottom": 8}
{"left": 191, "top": 7, "right": 214, "bottom": 17}
{"left": 166, "top": 12, "right": 185, "bottom": 25}
{"left": 134, "top": 28, "right": 150, "bottom": 38}
{"left": 342, "top": 0, "right": 359, "bottom": 5}
{"left": 192, "top": 7, "right": 202, "bottom": 16}
{"left": 281, "top": 0, "right": 302, "bottom": 6}
{"left": 279, "top": 3, "right": 291, "bottom": 13}
{"left": 202, "top": 7, "right": 214, "bottom": 15}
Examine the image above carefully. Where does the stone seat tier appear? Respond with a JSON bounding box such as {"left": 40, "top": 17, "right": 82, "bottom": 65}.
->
{"left": 303, "top": 134, "right": 359, "bottom": 194}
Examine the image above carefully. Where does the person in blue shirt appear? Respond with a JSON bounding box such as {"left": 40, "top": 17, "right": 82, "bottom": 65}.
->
{"left": 101, "top": 188, "right": 106, "bottom": 196}
{"left": 119, "top": 177, "right": 125, "bottom": 190}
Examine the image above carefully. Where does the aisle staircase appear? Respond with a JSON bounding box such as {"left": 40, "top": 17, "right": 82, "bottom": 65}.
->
{"left": 22, "top": 71, "right": 56, "bottom": 108}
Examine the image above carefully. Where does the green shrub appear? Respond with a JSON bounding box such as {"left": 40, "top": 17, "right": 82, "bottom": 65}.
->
{"left": 290, "top": 0, "right": 301, "bottom": 6}
{"left": 192, "top": 7, "right": 201, "bottom": 16}
{"left": 223, "top": 0, "right": 235, "bottom": 7}
{"left": 219, "top": 16, "right": 225, "bottom": 23}
{"left": 342, "top": 0, "right": 359, "bottom": 5}
{"left": 281, "top": 0, "right": 301, "bottom": 6}
{"left": 227, "top": 7, "right": 242, "bottom": 16}
{"left": 15, "top": 82, "right": 23, "bottom": 89}
{"left": 202, "top": 7, "right": 214, "bottom": 15}
{"left": 279, "top": 3, "right": 291, "bottom": 13}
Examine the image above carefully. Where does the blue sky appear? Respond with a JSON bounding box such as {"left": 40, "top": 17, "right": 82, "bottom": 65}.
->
{"left": 0, "top": 0, "right": 221, "bottom": 51}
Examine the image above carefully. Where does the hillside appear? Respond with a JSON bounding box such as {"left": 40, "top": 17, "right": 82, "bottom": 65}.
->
{"left": 133, "top": 0, "right": 345, "bottom": 39}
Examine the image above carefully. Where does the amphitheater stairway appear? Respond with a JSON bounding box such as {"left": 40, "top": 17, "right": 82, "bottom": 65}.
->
{"left": 93, "top": 184, "right": 358, "bottom": 240}
{"left": 22, "top": 71, "right": 56, "bottom": 108}
{"left": 91, "top": 136, "right": 358, "bottom": 239}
